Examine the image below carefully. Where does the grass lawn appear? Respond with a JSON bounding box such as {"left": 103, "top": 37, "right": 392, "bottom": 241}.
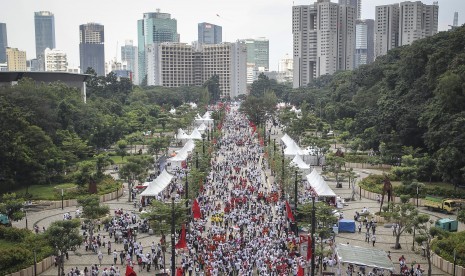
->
{"left": 391, "top": 181, "right": 459, "bottom": 191}
{"left": 13, "top": 185, "right": 63, "bottom": 200}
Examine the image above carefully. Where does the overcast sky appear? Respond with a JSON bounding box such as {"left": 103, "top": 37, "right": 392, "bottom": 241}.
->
{"left": 1, "top": 0, "right": 463, "bottom": 71}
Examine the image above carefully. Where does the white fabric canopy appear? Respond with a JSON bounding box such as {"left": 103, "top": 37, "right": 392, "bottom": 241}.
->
{"left": 284, "top": 141, "right": 308, "bottom": 156}
{"left": 306, "top": 169, "right": 336, "bottom": 197}
{"left": 169, "top": 146, "right": 189, "bottom": 162}
{"left": 281, "top": 134, "right": 294, "bottom": 147}
{"left": 290, "top": 155, "right": 310, "bottom": 169}
{"left": 183, "top": 139, "right": 195, "bottom": 152}
{"left": 197, "top": 123, "right": 207, "bottom": 132}
{"left": 189, "top": 102, "right": 197, "bottom": 109}
{"left": 140, "top": 169, "right": 174, "bottom": 197}
{"left": 189, "top": 128, "right": 202, "bottom": 140}
{"left": 335, "top": 244, "right": 394, "bottom": 271}
{"left": 169, "top": 108, "right": 176, "bottom": 114}
{"left": 176, "top": 128, "right": 188, "bottom": 140}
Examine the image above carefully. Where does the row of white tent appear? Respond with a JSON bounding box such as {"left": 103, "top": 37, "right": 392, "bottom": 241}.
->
{"left": 195, "top": 112, "right": 214, "bottom": 125}
{"left": 140, "top": 169, "right": 174, "bottom": 197}
{"left": 281, "top": 133, "right": 325, "bottom": 167}
{"left": 176, "top": 128, "right": 203, "bottom": 140}
{"left": 306, "top": 169, "right": 336, "bottom": 198}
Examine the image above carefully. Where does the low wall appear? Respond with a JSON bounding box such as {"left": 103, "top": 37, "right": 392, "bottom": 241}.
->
{"left": 358, "top": 184, "right": 423, "bottom": 206}
{"left": 345, "top": 162, "right": 391, "bottom": 170}
{"left": 432, "top": 252, "right": 465, "bottom": 276}
{"left": 43, "top": 189, "right": 124, "bottom": 210}
{"left": 7, "top": 256, "right": 54, "bottom": 276}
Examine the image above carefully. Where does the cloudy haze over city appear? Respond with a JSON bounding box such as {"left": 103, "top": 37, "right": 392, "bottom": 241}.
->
{"left": 1, "top": 0, "right": 464, "bottom": 70}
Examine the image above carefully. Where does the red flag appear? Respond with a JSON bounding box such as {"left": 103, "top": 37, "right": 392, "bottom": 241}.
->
{"left": 192, "top": 199, "right": 202, "bottom": 219}
{"left": 125, "top": 265, "right": 137, "bottom": 276}
{"left": 176, "top": 267, "right": 183, "bottom": 276}
{"left": 307, "top": 236, "right": 312, "bottom": 261}
{"left": 175, "top": 224, "right": 187, "bottom": 249}
{"left": 298, "top": 265, "right": 304, "bottom": 276}
{"left": 285, "top": 201, "right": 295, "bottom": 222}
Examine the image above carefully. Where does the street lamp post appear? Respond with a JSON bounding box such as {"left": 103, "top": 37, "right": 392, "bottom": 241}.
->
{"left": 33, "top": 249, "right": 37, "bottom": 276}
{"left": 25, "top": 209, "right": 28, "bottom": 230}
{"left": 294, "top": 170, "right": 299, "bottom": 236}
{"left": 412, "top": 226, "right": 416, "bottom": 251}
{"left": 416, "top": 186, "right": 419, "bottom": 207}
{"left": 268, "top": 129, "right": 271, "bottom": 146}
{"left": 61, "top": 189, "right": 64, "bottom": 210}
{"left": 281, "top": 147, "right": 285, "bottom": 200}
{"left": 196, "top": 152, "right": 199, "bottom": 169}
{"left": 171, "top": 197, "right": 176, "bottom": 276}
{"left": 311, "top": 196, "right": 316, "bottom": 276}
{"left": 453, "top": 249, "right": 457, "bottom": 276}
{"left": 202, "top": 137, "right": 205, "bottom": 155}
{"left": 273, "top": 138, "right": 276, "bottom": 154}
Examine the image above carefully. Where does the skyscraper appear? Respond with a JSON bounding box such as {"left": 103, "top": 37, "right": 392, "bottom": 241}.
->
{"left": 198, "top": 22, "right": 222, "bottom": 44}
{"left": 355, "top": 19, "right": 374, "bottom": 68}
{"left": 79, "top": 23, "right": 105, "bottom": 76}
{"left": 6, "top": 47, "right": 27, "bottom": 71}
{"left": 0, "top": 23, "right": 7, "bottom": 63}
{"left": 137, "top": 10, "right": 179, "bottom": 84}
{"left": 339, "top": 0, "right": 361, "bottom": 19}
{"left": 34, "top": 11, "right": 56, "bottom": 61}
{"left": 293, "top": 0, "right": 356, "bottom": 88}
{"left": 375, "top": 1, "right": 438, "bottom": 59}
{"left": 121, "top": 40, "right": 138, "bottom": 81}
{"left": 44, "top": 48, "right": 67, "bottom": 72}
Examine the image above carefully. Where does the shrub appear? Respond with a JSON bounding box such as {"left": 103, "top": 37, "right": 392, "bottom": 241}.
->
{"left": 0, "top": 226, "right": 30, "bottom": 242}
{"left": 358, "top": 175, "right": 385, "bottom": 194}
{"left": 431, "top": 231, "right": 465, "bottom": 267}
{"left": 0, "top": 247, "right": 33, "bottom": 274}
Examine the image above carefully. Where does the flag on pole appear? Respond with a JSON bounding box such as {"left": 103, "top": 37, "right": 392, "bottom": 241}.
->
{"left": 307, "top": 236, "right": 312, "bottom": 261}
{"left": 297, "top": 265, "right": 304, "bottom": 276}
{"left": 176, "top": 267, "right": 183, "bottom": 276}
{"left": 175, "top": 224, "right": 187, "bottom": 249}
{"left": 125, "top": 265, "right": 137, "bottom": 276}
{"left": 285, "top": 200, "right": 295, "bottom": 222}
{"left": 192, "top": 199, "right": 202, "bottom": 219}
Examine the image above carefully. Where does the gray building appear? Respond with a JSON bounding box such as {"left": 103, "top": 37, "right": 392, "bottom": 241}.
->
{"left": 339, "top": 0, "right": 361, "bottom": 19}
{"left": 293, "top": 0, "right": 356, "bottom": 88}
{"left": 355, "top": 19, "right": 374, "bottom": 68}
{"left": 79, "top": 23, "right": 105, "bottom": 76}
{"left": 121, "top": 40, "right": 138, "bottom": 82}
{"left": 34, "top": 11, "right": 56, "bottom": 69}
{"left": 137, "top": 10, "right": 179, "bottom": 85}
{"left": 0, "top": 23, "right": 7, "bottom": 63}
{"left": 198, "top": 22, "right": 222, "bottom": 44}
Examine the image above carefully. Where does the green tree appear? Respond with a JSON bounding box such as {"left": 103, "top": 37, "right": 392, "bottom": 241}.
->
{"left": 148, "top": 136, "right": 170, "bottom": 159}
{"left": 119, "top": 156, "right": 153, "bottom": 202}
{"left": 382, "top": 195, "right": 419, "bottom": 249}
{"left": 324, "top": 154, "right": 346, "bottom": 188}
{"left": 77, "top": 195, "right": 110, "bottom": 242}
{"left": 413, "top": 215, "right": 449, "bottom": 276}
{"left": 44, "top": 219, "right": 83, "bottom": 276}
{"left": 141, "top": 199, "right": 188, "bottom": 235}
{"left": 116, "top": 140, "right": 128, "bottom": 161}
{"left": 0, "top": 193, "right": 25, "bottom": 225}
{"left": 458, "top": 209, "right": 465, "bottom": 224}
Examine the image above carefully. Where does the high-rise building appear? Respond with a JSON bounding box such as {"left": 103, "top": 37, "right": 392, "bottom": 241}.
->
{"left": 34, "top": 11, "right": 56, "bottom": 70}
{"left": 79, "top": 23, "right": 105, "bottom": 76}
{"left": 0, "top": 23, "right": 7, "bottom": 63}
{"left": 339, "top": 0, "right": 361, "bottom": 19}
{"left": 293, "top": 0, "right": 356, "bottom": 88}
{"left": 121, "top": 40, "right": 138, "bottom": 81}
{"left": 374, "top": 4, "right": 400, "bottom": 58}
{"left": 146, "top": 42, "right": 246, "bottom": 98}
{"left": 137, "top": 10, "right": 179, "bottom": 85}
{"left": 6, "top": 47, "right": 27, "bottom": 71}
{"left": 355, "top": 19, "right": 374, "bottom": 68}
{"left": 278, "top": 54, "right": 293, "bottom": 83}
{"left": 241, "top": 38, "right": 269, "bottom": 83}
{"left": 198, "top": 22, "right": 222, "bottom": 44}
{"left": 44, "top": 48, "right": 67, "bottom": 72}
{"left": 375, "top": 1, "right": 438, "bottom": 59}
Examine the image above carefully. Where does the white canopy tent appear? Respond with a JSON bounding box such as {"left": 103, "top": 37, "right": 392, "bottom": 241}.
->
{"left": 183, "top": 139, "right": 195, "bottom": 153}
{"left": 306, "top": 169, "right": 336, "bottom": 198}
{"left": 176, "top": 128, "right": 188, "bottom": 140}
{"left": 189, "top": 102, "right": 197, "bottom": 109}
{"left": 281, "top": 134, "right": 294, "bottom": 147}
{"left": 169, "top": 108, "right": 176, "bottom": 114}
{"left": 284, "top": 141, "right": 308, "bottom": 156}
{"left": 290, "top": 155, "right": 310, "bottom": 170}
{"left": 189, "top": 128, "right": 202, "bottom": 140}
{"left": 140, "top": 169, "right": 174, "bottom": 197}
{"left": 197, "top": 123, "right": 207, "bottom": 133}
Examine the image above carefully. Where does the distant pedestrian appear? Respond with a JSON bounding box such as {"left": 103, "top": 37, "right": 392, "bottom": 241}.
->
{"left": 365, "top": 231, "right": 370, "bottom": 243}
{"left": 98, "top": 251, "right": 103, "bottom": 265}
{"left": 113, "top": 250, "right": 118, "bottom": 265}
{"left": 358, "top": 223, "right": 362, "bottom": 233}
{"left": 371, "top": 234, "right": 376, "bottom": 246}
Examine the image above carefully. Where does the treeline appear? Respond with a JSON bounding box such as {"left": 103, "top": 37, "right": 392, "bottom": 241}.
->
{"left": 0, "top": 69, "right": 208, "bottom": 192}
{"left": 282, "top": 25, "right": 465, "bottom": 186}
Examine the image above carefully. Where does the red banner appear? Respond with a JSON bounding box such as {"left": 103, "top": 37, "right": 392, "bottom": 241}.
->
{"left": 175, "top": 224, "right": 187, "bottom": 249}
{"left": 285, "top": 201, "right": 295, "bottom": 222}
{"left": 192, "top": 199, "right": 202, "bottom": 219}
{"left": 125, "top": 265, "right": 137, "bottom": 276}
{"left": 298, "top": 265, "right": 304, "bottom": 276}
{"left": 176, "top": 267, "right": 183, "bottom": 276}
{"left": 307, "top": 236, "right": 312, "bottom": 261}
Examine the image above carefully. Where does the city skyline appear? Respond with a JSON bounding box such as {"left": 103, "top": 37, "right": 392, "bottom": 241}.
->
{"left": 1, "top": 0, "right": 464, "bottom": 71}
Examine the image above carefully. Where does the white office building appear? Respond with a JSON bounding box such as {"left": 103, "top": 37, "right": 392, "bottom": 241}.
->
{"left": 44, "top": 48, "right": 67, "bottom": 72}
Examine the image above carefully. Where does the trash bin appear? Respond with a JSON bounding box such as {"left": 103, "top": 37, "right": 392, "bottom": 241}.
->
{"left": 332, "top": 226, "right": 339, "bottom": 234}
